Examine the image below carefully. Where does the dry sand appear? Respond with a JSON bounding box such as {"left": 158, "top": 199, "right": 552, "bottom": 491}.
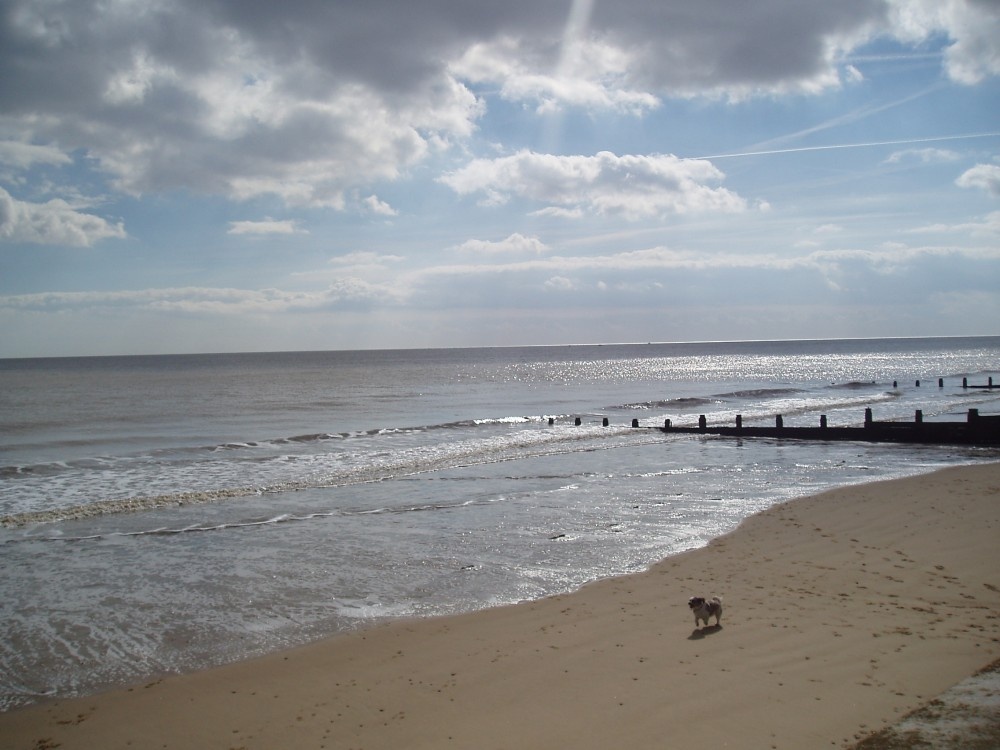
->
{"left": 3, "top": 462, "right": 999, "bottom": 750}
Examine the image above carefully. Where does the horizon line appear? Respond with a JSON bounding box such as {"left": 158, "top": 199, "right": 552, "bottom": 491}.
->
{"left": 3, "top": 333, "right": 999, "bottom": 361}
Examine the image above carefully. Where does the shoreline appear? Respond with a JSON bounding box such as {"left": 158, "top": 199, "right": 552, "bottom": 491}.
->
{"left": 3, "top": 462, "right": 999, "bottom": 748}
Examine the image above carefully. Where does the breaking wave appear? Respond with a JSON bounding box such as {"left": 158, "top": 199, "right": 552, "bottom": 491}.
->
{"left": 1, "top": 423, "right": 661, "bottom": 528}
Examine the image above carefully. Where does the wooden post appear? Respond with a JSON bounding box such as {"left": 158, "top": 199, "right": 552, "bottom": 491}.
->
{"left": 664, "top": 418, "right": 672, "bottom": 429}
{"left": 602, "top": 417, "right": 609, "bottom": 427}
{"left": 865, "top": 408, "right": 873, "bottom": 427}
{"left": 915, "top": 410, "right": 923, "bottom": 423}
{"left": 574, "top": 417, "right": 581, "bottom": 426}
{"left": 698, "top": 415, "right": 707, "bottom": 431}
{"left": 893, "top": 380, "right": 897, "bottom": 388}
{"left": 735, "top": 414, "right": 742, "bottom": 430}
{"left": 938, "top": 378, "right": 944, "bottom": 387}
{"left": 915, "top": 380, "right": 920, "bottom": 387}
{"left": 548, "top": 417, "right": 554, "bottom": 425}
{"left": 969, "top": 408, "right": 980, "bottom": 422}
{"left": 631, "top": 418, "right": 639, "bottom": 428}
{"left": 775, "top": 414, "right": 783, "bottom": 429}
{"left": 963, "top": 377, "right": 968, "bottom": 388}
{"left": 820, "top": 415, "right": 827, "bottom": 429}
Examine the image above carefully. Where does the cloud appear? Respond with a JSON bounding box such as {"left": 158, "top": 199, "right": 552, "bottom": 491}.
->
{"left": 398, "top": 241, "right": 1000, "bottom": 296}
{"left": 362, "top": 194, "right": 398, "bottom": 217}
{"left": 451, "top": 34, "right": 660, "bottom": 114}
{"left": 956, "top": 163, "right": 1000, "bottom": 196}
{"left": 530, "top": 206, "right": 585, "bottom": 219}
{"left": 328, "top": 251, "right": 406, "bottom": 275}
{"left": 440, "top": 150, "right": 747, "bottom": 219}
{"left": 883, "top": 147, "right": 961, "bottom": 164}
{"left": 1, "top": 0, "right": 484, "bottom": 208}
{"left": 2, "top": 0, "right": 997, "bottom": 215}
{"left": 0, "top": 141, "right": 72, "bottom": 170}
{"left": 888, "top": 0, "right": 1000, "bottom": 84}
{"left": 543, "top": 275, "right": 576, "bottom": 291}
{"left": 844, "top": 64, "right": 865, "bottom": 83}
{"left": 3, "top": 242, "right": 996, "bottom": 326}
{"left": 0, "top": 186, "right": 126, "bottom": 246}
{"left": 290, "top": 250, "right": 407, "bottom": 285}
{"left": 911, "top": 210, "right": 1000, "bottom": 235}
{"left": 455, "top": 233, "right": 550, "bottom": 255}
{"left": 227, "top": 219, "right": 306, "bottom": 235}
{"left": 0, "top": 283, "right": 394, "bottom": 315}
{"left": 329, "top": 251, "right": 406, "bottom": 267}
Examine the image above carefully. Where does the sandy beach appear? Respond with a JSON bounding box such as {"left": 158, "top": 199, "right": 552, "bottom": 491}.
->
{"left": 3, "top": 461, "right": 998, "bottom": 749}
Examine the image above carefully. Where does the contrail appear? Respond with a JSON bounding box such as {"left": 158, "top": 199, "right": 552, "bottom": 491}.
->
{"left": 688, "top": 132, "right": 1000, "bottom": 161}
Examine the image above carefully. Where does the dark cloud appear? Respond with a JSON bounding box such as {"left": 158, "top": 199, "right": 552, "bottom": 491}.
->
{"left": 590, "top": 0, "right": 886, "bottom": 91}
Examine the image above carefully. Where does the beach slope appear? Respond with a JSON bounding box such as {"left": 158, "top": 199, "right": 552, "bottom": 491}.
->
{"left": 3, "top": 462, "right": 999, "bottom": 749}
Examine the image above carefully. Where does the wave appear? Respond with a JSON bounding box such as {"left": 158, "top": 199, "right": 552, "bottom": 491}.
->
{"left": 611, "top": 397, "right": 717, "bottom": 410}
{"left": 3, "top": 428, "right": 410, "bottom": 478}
{"left": 0, "top": 406, "right": 683, "bottom": 483}
{"left": 2, "top": 387, "right": 909, "bottom": 494}
{"left": 1, "top": 486, "right": 263, "bottom": 528}
{"left": 710, "top": 388, "right": 802, "bottom": 400}
{"left": 473, "top": 415, "right": 552, "bottom": 425}
{"left": 226, "top": 414, "right": 562, "bottom": 447}
{"left": 1, "top": 424, "right": 664, "bottom": 529}
{"left": 18, "top": 511, "right": 310, "bottom": 542}
{"left": 610, "top": 389, "right": 812, "bottom": 413}
{"left": 0, "top": 457, "right": 118, "bottom": 479}
{"left": 6, "top": 495, "right": 511, "bottom": 543}
{"left": 762, "top": 390, "right": 901, "bottom": 421}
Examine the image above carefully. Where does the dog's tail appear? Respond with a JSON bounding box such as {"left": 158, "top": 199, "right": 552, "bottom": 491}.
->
{"left": 711, "top": 596, "right": 723, "bottom": 605}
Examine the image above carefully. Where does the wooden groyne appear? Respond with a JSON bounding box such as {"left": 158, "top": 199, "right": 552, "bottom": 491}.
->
{"left": 652, "top": 374, "right": 998, "bottom": 446}
{"left": 567, "top": 376, "right": 1000, "bottom": 447}
{"left": 658, "top": 408, "right": 1000, "bottom": 447}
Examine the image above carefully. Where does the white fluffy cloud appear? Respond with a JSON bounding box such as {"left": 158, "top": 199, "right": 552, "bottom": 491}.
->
{"left": 1, "top": 0, "right": 485, "bottom": 208}
{"left": 227, "top": 219, "right": 306, "bottom": 235}
{"left": 451, "top": 35, "right": 660, "bottom": 114}
{"left": 455, "top": 233, "right": 550, "bottom": 255}
{"left": 0, "top": 142, "right": 72, "bottom": 171}
{"left": 956, "top": 163, "right": 1000, "bottom": 196}
{"left": 887, "top": 0, "right": 1000, "bottom": 84}
{"left": 440, "top": 151, "right": 747, "bottom": 219}
{"left": 363, "top": 194, "right": 399, "bottom": 217}
{"left": 0, "top": 187, "right": 126, "bottom": 246}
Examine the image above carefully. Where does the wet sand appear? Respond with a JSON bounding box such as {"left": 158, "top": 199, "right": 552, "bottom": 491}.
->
{"left": 2, "top": 462, "right": 998, "bottom": 749}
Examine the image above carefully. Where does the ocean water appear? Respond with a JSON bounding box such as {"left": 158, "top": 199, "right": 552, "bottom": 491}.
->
{"left": 1, "top": 337, "right": 999, "bottom": 710}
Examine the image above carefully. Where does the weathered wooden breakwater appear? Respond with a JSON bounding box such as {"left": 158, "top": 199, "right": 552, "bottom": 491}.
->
{"left": 563, "top": 377, "right": 1000, "bottom": 447}
{"left": 657, "top": 407, "right": 1000, "bottom": 446}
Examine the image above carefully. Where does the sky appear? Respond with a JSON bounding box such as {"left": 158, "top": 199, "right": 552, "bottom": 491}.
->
{"left": 1, "top": 0, "right": 999, "bottom": 357}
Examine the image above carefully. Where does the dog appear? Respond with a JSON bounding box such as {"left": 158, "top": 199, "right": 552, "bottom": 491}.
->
{"left": 688, "top": 596, "right": 723, "bottom": 628}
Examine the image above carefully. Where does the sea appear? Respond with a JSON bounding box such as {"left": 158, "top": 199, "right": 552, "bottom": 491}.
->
{"left": 1, "top": 336, "right": 999, "bottom": 711}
